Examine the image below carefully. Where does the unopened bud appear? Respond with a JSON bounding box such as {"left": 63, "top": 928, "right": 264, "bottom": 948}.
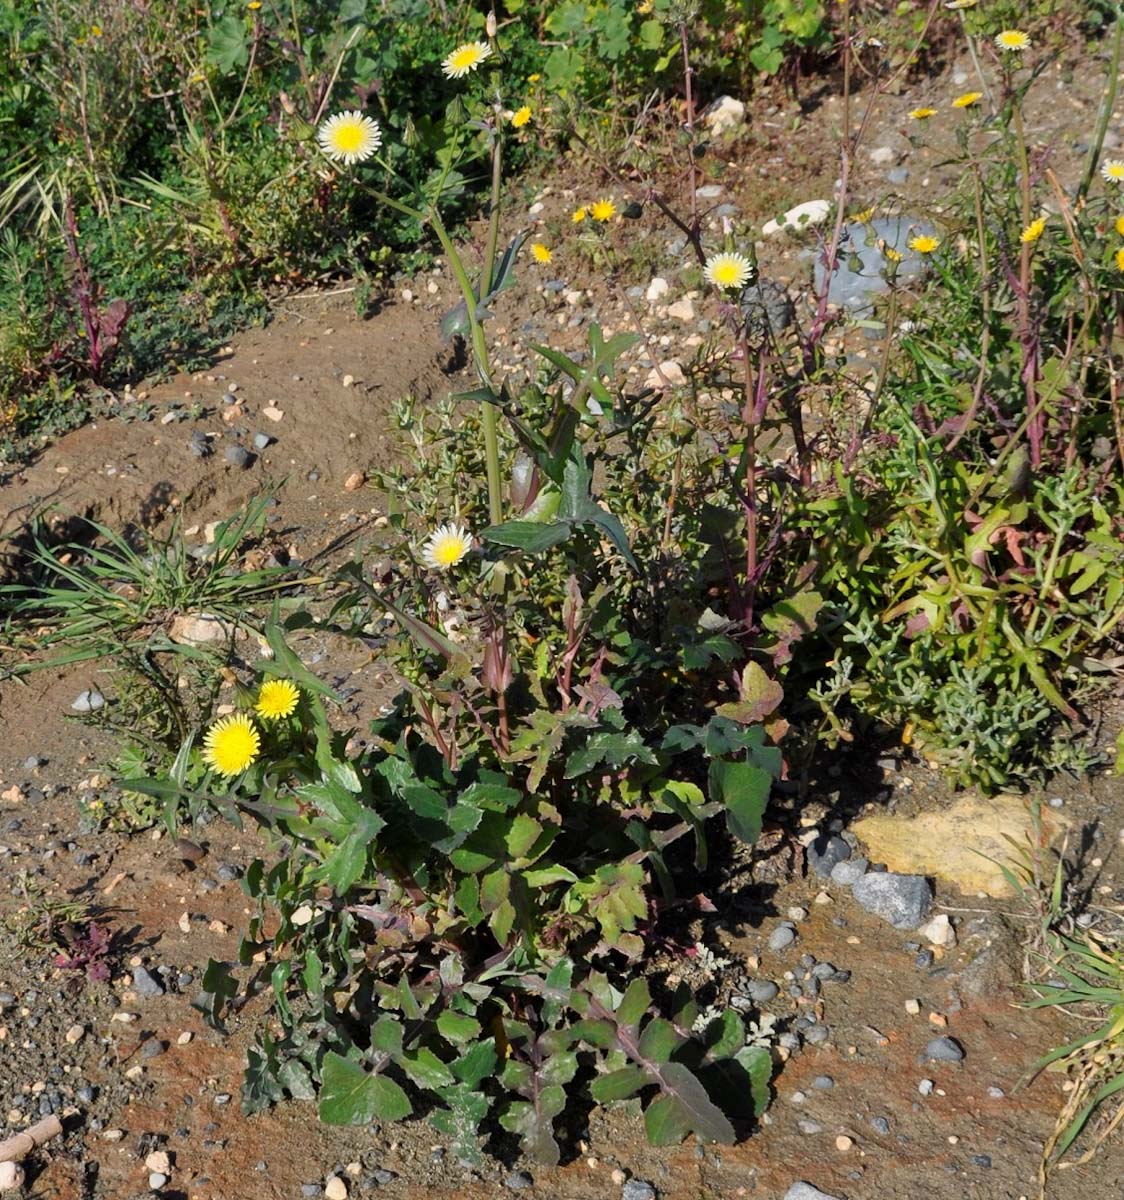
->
{"left": 486, "top": 10, "right": 498, "bottom": 38}
{"left": 278, "top": 90, "right": 296, "bottom": 116}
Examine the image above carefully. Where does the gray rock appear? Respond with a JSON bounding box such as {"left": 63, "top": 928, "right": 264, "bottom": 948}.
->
{"left": 505, "top": 1172, "right": 533, "bottom": 1190}
{"left": 140, "top": 1039, "right": 167, "bottom": 1059}
{"left": 811, "top": 1075, "right": 834, "bottom": 1090}
{"left": 918, "top": 1078, "right": 935, "bottom": 1095}
{"left": 188, "top": 431, "right": 211, "bottom": 457}
{"left": 133, "top": 966, "right": 165, "bottom": 997}
{"left": 830, "top": 857, "right": 868, "bottom": 886}
{"left": 76, "top": 1086, "right": 97, "bottom": 1105}
{"left": 746, "top": 980, "right": 779, "bottom": 1002}
{"left": 916, "top": 949, "right": 934, "bottom": 969}
{"left": 695, "top": 184, "right": 723, "bottom": 199}
{"left": 807, "top": 833, "right": 851, "bottom": 878}
{"left": 851, "top": 872, "right": 933, "bottom": 928}
{"left": 925, "top": 1036, "right": 965, "bottom": 1063}
{"left": 252, "top": 433, "right": 272, "bottom": 451}
{"left": 887, "top": 166, "right": 910, "bottom": 185}
{"left": 813, "top": 215, "right": 938, "bottom": 312}
{"left": 24, "top": 756, "right": 43, "bottom": 770}
{"left": 216, "top": 864, "right": 241, "bottom": 882}
{"left": 796, "top": 1119, "right": 823, "bottom": 1135}
{"left": 622, "top": 1181, "right": 657, "bottom": 1200}
{"left": 0, "top": 993, "right": 16, "bottom": 1009}
{"left": 803, "top": 1023, "right": 830, "bottom": 1046}
{"left": 768, "top": 923, "right": 797, "bottom": 951}
{"left": 784, "top": 1185, "right": 843, "bottom": 1200}
{"left": 224, "top": 444, "right": 251, "bottom": 468}
{"left": 149, "top": 1172, "right": 168, "bottom": 1190}
{"left": 870, "top": 1115, "right": 891, "bottom": 1134}
{"left": 70, "top": 689, "right": 105, "bottom": 714}
{"left": 221, "top": 392, "right": 237, "bottom": 405}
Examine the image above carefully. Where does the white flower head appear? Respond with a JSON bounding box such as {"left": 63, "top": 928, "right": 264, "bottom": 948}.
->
{"left": 442, "top": 41, "right": 491, "bottom": 80}
{"left": 317, "top": 111, "right": 382, "bottom": 165}
{"left": 421, "top": 522, "right": 473, "bottom": 571}
{"left": 703, "top": 252, "right": 753, "bottom": 292}
{"left": 1101, "top": 159, "right": 1124, "bottom": 185}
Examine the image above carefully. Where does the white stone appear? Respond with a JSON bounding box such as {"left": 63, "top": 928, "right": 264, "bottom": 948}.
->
{"left": 145, "top": 1152, "right": 171, "bottom": 1174}
{"left": 0, "top": 1163, "right": 25, "bottom": 1192}
{"left": 646, "top": 277, "right": 670, "bottom": 302}
{"left": 325, "top": 1177, "right": 348, "bottom": 1200}
{"left": 762, "top": 199, "right": 832, "bottom": 237}
{"left": 920, "top": 913, "right": 957, "bottom": 948}
{"left": 645, "top": 361, "right": 687, "bottom": 389}
{"left": 167, "top": 613, "right": 233, "bottom": 646}
{"left": 291, "top": 904, "right": 315, "bottom": 926}
{"left": 705, "top": 95, "right": 747, "bottom": 135}
{"left": 666, "top": 297, "right": 695, "bottom": 321}
{"left": 870, "top": 145, "right": 898, "bottom": 165}
{"left": 65, "top": 1024, "right": 86, "bottom": 1045}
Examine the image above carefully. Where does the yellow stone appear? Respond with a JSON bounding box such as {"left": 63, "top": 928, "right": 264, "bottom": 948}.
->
{"left": 852, "top": 794, "right": 1068, "bottom": 898}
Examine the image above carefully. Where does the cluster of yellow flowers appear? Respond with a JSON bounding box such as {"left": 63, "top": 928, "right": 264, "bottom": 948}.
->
{"left": 202, "top": 680, "right": 301, "bottom": 777}
{"left": 572, "top": 200, "right": 617, "bottom": 224}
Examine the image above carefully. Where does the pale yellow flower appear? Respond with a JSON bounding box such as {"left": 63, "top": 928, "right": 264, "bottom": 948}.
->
{"left": 909, "top": 107, "right": 937, "bottom": 120}
{"left": 203, "top": 713, "right": 260, "bottom": 777}
{"left": 995, "top": 29, "right": 1030, "bottom": 52}
{"left": 317, "top": 111, "right": 382, "bottom": 165}
{"left": 703, "top": 252, "right": 753, "bottom": 291}
{"left": 909, "top": 235, "right": 940, "bottom": 254}
{"left": 422, "top": 523, "right": 473, "bottom": 571}
{"left": 571, "top": 206, "right": 587, "bottom": 223}
{"left": 442, "top": 41, "right": 491, "bottom": 79}
{"left": 883, "top": 246, "right": 903, "bottom": 264}
{"left": 952, "top": 91, "right": 982, "bottom": 109}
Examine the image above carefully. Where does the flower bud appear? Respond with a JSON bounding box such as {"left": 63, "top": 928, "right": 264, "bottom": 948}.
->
{"left": 486, "top": 10, "right": 498, "bottom": 38}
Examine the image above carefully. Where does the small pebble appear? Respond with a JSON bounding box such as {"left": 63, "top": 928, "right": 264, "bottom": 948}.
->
{"left": 148, "top": 1172, "right": 168, "bottom": 1190}
{"left": 870, "top": 1116, "right": 891, "bottom": 1134}
{"left": 622, "top": 1181, "right": 657, "bottom": 1200}
{"left": 915, "top": 950, "right": 934, "bottom": 969}
{"left": 505, "top": 1172, "right": 532, "bottom": 1190}
{"left": 797, "top": 1118, "right": 823, "bottom": 1135}
{"left": 919, "top": 1079, "right": 935, "bottom": 1096}
{"left": 324, "top": 1177, "right": 348, "bottom": 1200}
{"left": 971, "top": 1154, "right": 992, "bottom": 1168}
{"left": 252, "top": 433, "right": 272, "bottom": 451}
{"left": 987, "top": 1086, "right": 1005, "bottom": 1098}
{"left": 812, "top": 1076, "right": 834, "bottom": 1090}
{"left": 835, "top": 1135, "right": 853, "bottom": 1152}
{"left": 70, "top": 689, "right": 105, "bottom": 713}
{"left": 925, "top": 1036, "right": 965, "bottom": 1063}
{"left": 224, "top": 444, "right": 251, "bottom": 468}
{"left": 747, "top": 980, "right": 779, "bottom": 1002}
{"left": 768, "top": 924, "right": 797, "bottom": 951}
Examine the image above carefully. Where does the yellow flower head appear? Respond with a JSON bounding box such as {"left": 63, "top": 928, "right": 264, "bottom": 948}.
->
{"left": 1115, "top": 215, "right": 1124, "bottom": 236}
{"left": 317, "top": 111, "right": 382, "bottom": 165}
{"left": 203, "top": 713, "right": 261, "bottom": 777}
{"left": 1020, "top": 217, "right": 1046, "bottom": 244}
{"left": 528, "top": 73, "right": 541, "bottom": 83}
{"left": 883, "top": 246, "right": 903, "bottom": 264}
{"left": 442, "top": 41, "right": 491, "bottom": 79}
{"left": 422, "top": 522, "right": 473, "bottom": 571}
{"left": 851, "top": 206, "right": 876, "bottom": 224}
{"left": 944, "top": 0, "right": 977, "bottom": 8}
{"left": 952, "top": 91, "right": 982, "bottom": 109}
{"left": 909, "top": 234, "right": 940, "bottom": 254}
{"left": 703, "top": 252, "right": 753, "bottom": 291}
{"left": 995, "top": 29, "right": 1030, "bottom": 52}
{"left": 531, "top": 242, "right": 552, "bottom": 263}
{"left": 247, "top": 1, "right": 261, "bottom": 8}
{"left": 909, "top": 107, "right": 937, "bottom": 120}
{"left": 511, "top": 105, "right": 532, "bottom": 128}
{"left": 1116, "top": 247, "right": 1124, "bottom": 272}
{"left": 590, "top": 199, "right": 616, "bottom": 222}
{"left": 571, "top": 206, "right": 587, "bottom": 223}
{"left": 1102, "top": 159, "right": 1124, "bottom": 185}
{"left": 256, "top": 679, "right": 300, "bottom": 721}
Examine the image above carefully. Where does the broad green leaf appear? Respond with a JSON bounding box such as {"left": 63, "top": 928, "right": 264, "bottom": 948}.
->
{"left": 642, "top": 1063, "right": 736, "bottom": 1146}
{"left": 590, "top": 1065, "right": 646, "bottom": 1102}
{"left": 637, "top": 1017, "right": 683, "bottom": 1063}
{"left": 318, "top": 1052, "right": 412, "bottom": 1124}
{"left": 401, "top": 1048, "right": 456, "bottom": 1089}
{"left": 708, "top": 758, "right": 771, "bottom": 845}
{"left": 483, "top": 519, "right": 572, "bottom": 552}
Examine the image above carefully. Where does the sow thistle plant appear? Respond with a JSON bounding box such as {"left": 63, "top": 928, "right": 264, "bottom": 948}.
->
{"left": 132, "top": 11, "right": 779, "bottom": 1167}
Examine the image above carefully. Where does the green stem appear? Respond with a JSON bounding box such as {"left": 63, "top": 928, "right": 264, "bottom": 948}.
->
{"left": 1078, "top": 5, "right": 1123, "bottom": 203}
{"left": 428, "top": 211, "right": 504, "bottom": 526}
